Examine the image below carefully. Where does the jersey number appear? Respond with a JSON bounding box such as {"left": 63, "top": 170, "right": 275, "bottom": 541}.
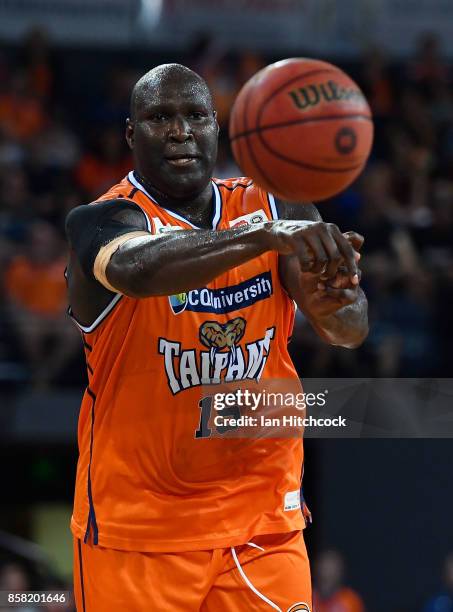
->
{"left": 195, "top": 396, "right": 240, "bottom": 439}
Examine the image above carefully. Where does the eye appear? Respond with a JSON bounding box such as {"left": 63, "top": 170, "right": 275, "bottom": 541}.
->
{"left": 149, "top": 113, "right": 168, "bottom": 123}
{"left": 189, "top": 111, "right": 206, "bottom": 120}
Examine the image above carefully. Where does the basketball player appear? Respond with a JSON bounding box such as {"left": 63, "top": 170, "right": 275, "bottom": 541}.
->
{"left": 66, "top": 64, "right": 367, "bottom": 611}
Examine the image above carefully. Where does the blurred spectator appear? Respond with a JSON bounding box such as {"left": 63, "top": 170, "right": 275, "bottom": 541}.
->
{"left": 0, "top": 127, "right": 24, "bottom": 167}
{"left": 409, "top": 33, "right": 450, "bottom": 93}
{"left": 0, "top": 168, "right": 33, "bottom": 260}
{"left": 313, "top": 550, "right": 365, "bottom": 612}
{"left": 0, "top": 557, "right": 75, "bottom": 612}
{"left": 28, "top": 113, "right": 80, "bottom": 173}
{"left": 203, "top": 56, "right": 237, "bottom": 129}
{"left": 0, "top": 72, "right": 47, "bottom": 142}
{"left": 423, "top": 552, "right": 453, "bottom": 612}
{"left": 74, "top": 126, "right": 131, "bottom": 198}
{"left": 0, "top": 561, "right": 36, "bottom": 612}
{"left": 360, "top": 47, "right": 394, "bottom": 118}
{"left": 237, "top": 51, "right": 265, "bottom": 85}
{"left": 17, "top": 27, "right": 58, "bottom": 102}
{"left": 399, "top": 88, "right": 436, "bottom": 149}
{"left": 0, "top": 560, "right": 31, "bottom": 591}
{"left": 93, "top": 68, "right": 138, "bottom": 126}
{"left": 3, "top": 221, "right": 79, "bottom": 388}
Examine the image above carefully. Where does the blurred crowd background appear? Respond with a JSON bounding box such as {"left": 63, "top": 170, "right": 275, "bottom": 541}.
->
{"left": 1, "top": 29, "right": 452, "bottom": 388}
{"left": 0, "top": 4, "right": 452, "bottom": 611}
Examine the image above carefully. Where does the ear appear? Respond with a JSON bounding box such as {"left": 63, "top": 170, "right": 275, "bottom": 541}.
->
{"left": 125, "top": 118, "right": 134, "bottom": 150}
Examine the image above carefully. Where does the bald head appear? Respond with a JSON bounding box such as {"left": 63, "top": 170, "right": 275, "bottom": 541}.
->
{"left": 130, "top": 63, "right": 213, "bottom": 120}
{"left": 125, "top": 62, "right": 219, "bottom": 203}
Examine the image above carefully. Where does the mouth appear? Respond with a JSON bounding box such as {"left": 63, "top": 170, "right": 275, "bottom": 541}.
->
{"left": 165, "top": 154, "right": 200, "bottom": 167}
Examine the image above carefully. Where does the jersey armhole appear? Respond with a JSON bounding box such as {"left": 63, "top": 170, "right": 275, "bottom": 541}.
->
{"left": 68, "top": 294, "right": 123, "bottom": 334}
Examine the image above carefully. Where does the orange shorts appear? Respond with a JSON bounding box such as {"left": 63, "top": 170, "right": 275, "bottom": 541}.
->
{"left": 73, "top": 530, "right": 312, "bottom": 611}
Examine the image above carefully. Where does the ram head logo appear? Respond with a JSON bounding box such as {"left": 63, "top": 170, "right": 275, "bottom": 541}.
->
{"left": 199, "top": 317, "right": 246, "bottom": 368}
{"left": 287, "top": 604, "right": 311, "bottom": 612}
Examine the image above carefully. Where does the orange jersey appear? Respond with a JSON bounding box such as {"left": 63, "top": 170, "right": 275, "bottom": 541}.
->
{"left": 70, "top": 172, "right": 305, "bottom": 552}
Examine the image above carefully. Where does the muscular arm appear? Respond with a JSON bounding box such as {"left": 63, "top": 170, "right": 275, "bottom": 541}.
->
{"left": 107, "top": 223, "right": 272, "bottom": 298}
{"left": 66, "top": 196, "right": 366, "bottom": 335}
{"left": 65, "top": 200, "right": 277, "bottom": 320}
{"left": 277, "top": 200, "right": 369, "bottom": 349}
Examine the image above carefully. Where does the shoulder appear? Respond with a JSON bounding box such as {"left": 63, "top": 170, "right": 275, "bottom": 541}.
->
{"left": 65, "top": 198, "right": 148, "bottom": 245}
{"left": 275, "top": 197, "right": 322, "bottom": 222}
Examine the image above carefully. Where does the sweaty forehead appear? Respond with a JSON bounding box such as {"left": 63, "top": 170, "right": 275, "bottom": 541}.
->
{"left": 134, "top": 73, "right": 212, "bottom": 115}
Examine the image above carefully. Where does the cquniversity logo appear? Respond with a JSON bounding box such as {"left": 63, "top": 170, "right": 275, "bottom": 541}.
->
{"left": 168, "top": 272, "right": 273, "bottom": 315}
{"left": 168, "top": 292, "right": 188, "bottom": 314}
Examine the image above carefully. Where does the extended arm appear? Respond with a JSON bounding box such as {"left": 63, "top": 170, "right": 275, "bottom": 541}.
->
{"left": 66, "top": 197, "right": 365, "bottom": 331}
{"left": 65, "top": 200, "right": 277, "bottom": 313}
{"left": 277, "top": 200, "right": 368, "bottom": 349}
{"left": 106, "top": 223, "right": 272, "bottom": 297}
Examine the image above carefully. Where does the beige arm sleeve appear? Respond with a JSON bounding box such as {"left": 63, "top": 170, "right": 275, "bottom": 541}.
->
{"left": 93, "top": 231, "right": 151, "bottom": 293}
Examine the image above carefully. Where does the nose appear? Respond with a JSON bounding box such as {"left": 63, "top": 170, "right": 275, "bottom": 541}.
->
{"left": 168, "top": 115, "right": 193, "bottom": 143}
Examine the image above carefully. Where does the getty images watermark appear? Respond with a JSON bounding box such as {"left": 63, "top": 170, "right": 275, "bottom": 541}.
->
{"left": 194, "top": 379, "right": 453, "bottom": 438}
{"left": 193, "top": 380, "right": 351, "bottom": 439}
{"left": 212, "top": 389, "right": 347, "bottom": 430}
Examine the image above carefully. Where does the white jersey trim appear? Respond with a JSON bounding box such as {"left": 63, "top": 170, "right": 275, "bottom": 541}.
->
{"left": 128, "top": 171, "right": 222, "bottom": 230}
{"left": 267, "top": 192, "right": 279, "bottom": 220}
{"left": 69, "top": 293, "right": 122, "bottom": 334}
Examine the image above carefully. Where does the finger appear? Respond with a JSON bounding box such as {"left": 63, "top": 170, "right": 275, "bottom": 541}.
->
{"left": 343, "top": 231, "right": 364, "bottom": 251}
{"left": 331, "top": 227, "right": 359, "bottom": 283}
{"left": 300, "top": 232, "right": 329, "bottom": 274}
{"left": 319, "top": 257, "right": 360, "bottom": 282}
{"left": 319, "top": 226, "right": 343, "bottom": 278}
{"left": 324, "top": 266, "right": 362, "bottom": 287}
{"left": 296, "top": 241, "right": 318, "bottom": 272}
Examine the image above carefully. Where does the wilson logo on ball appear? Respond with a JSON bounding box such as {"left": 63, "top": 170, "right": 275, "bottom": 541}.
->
{"left": 335, "top": 127, "right": 357, "bottom": 154}
{"left": 288, "top": 80, "right": 365, "bottom": 111}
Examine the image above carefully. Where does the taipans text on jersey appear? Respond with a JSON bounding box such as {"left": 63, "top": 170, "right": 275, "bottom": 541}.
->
{"left": 159, "top": 320, "right": 276, "bottom": 395}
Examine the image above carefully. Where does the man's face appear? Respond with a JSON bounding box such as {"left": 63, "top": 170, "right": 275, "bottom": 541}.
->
{"left": 126, "top": 76, "right": 218, "bottom": 200}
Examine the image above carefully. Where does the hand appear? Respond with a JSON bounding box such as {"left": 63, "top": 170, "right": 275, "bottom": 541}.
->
{"left": 267, "top": 221, "right": 360, "bottom": 284}
{"left": 299, "top": 232, "right": 363, "bottom": 318}
{"left": 318, "top": 232, "right": 363, "bottom": 287}
{"left": 301, "top": 274, "right": 361, "bottom": 318}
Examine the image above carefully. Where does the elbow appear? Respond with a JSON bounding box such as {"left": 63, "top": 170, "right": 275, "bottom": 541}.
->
{"left": 106, "top": 257, "right": 158, "bottom": 298}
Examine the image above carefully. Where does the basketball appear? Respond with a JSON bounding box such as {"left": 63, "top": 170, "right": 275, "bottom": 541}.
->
{"left": 229, "top": 58, "right": 374, "bottom": 202}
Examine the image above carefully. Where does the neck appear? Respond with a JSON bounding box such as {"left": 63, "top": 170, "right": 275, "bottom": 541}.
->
{"left": 134, "top": 171, "right": 214, "bottom": 229}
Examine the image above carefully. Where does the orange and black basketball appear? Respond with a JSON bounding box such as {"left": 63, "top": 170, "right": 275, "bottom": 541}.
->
{"left": 229, "top": 58, "right": 374, "bottom": 202}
